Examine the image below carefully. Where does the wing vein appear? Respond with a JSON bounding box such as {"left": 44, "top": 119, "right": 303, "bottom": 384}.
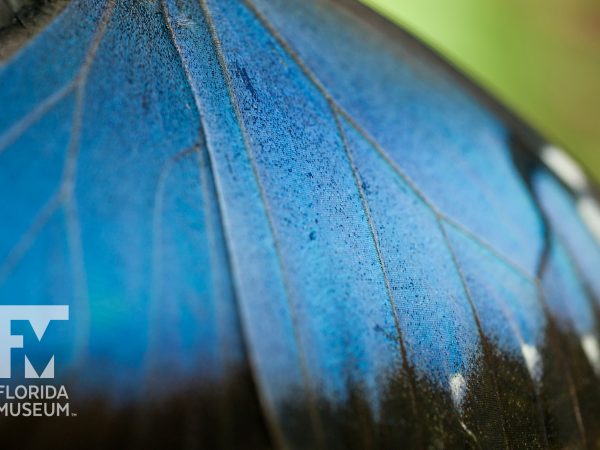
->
{"left": 197, "top": 2, "right": 327, "bottom": 447}
{"left": 331, "top": 102, "right": 423, "bottom": 442}
{"left": 0, "top": 0, "right": 115, "bottom": 293}
{"left": 145, "top": 144, "right": 200, "bottom": 374}
{"left": 0, "top": 82, "right": 75, "bottom": 154}
{"left": 58, "top": 0, "right": 115, "bottom": 364}
{"left": 241, "top": 0, "right": 535, "bottom": 282}
{"left": 160, "top": 0, "right": 326, "bottom": 447}
{"left": 0, "top": 192, "right": 61, "bottom": 285}
{"left": 438, "top": 222, "right": 511, "bottom": 449}
{"left": 158, "top": 3, "right": 291, "bottom": 446}
{"left": 0, "top": 0, "right": 115, "bottom": 155}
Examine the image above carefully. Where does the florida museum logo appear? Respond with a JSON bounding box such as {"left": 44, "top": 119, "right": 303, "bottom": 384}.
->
{"left": 0, "top": 305, "right": 71, "bottom": 417}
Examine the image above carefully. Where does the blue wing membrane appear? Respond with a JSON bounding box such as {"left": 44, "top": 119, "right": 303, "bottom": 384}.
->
{"left": 0, "top": 1, "right": 262, "bottom": 447}
{"left": 1, "top": 0, "right": 600, "bottom": 448}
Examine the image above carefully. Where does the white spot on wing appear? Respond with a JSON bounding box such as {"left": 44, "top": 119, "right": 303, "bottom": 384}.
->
{"left": 581, "top": 334, "right": 600, "bottom": 376}
{"left": 578, "top": 195, "right": 600, "bottom": 243}
{"left": 449, "top": 373, "right": 467, "bottom": 409}
{"left": 541, "top": 145, "right": 588, "bottom": 192}
{"left": 521, "top": 343, "right": 542, "bottom": 383}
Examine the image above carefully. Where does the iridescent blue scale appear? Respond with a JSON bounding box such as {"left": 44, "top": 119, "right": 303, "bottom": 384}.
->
{"left": 0, "top": 0, "right": 599, "bottom": 447}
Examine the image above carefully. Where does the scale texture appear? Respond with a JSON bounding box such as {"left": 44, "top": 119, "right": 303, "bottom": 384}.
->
{"left": 1, "top": 0, "right": 600, "bottom": 448}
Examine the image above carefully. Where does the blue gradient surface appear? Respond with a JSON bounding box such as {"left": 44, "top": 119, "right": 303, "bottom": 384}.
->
{"left": 1, "top": 0, "right": 600, "bottom": 445}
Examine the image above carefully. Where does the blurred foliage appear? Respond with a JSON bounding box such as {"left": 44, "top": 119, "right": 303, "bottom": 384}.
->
{"left": 362, "top": 0, "right": 600, "bottom": 184}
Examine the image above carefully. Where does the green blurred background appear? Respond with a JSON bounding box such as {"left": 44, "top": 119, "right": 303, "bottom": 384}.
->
{"left": 361, "top": 0, "right": 600, "bottom": 183}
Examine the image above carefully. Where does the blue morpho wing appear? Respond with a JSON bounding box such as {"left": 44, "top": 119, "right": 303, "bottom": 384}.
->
{"left": 1, "top": 0, "right": 600, "bottom": 448}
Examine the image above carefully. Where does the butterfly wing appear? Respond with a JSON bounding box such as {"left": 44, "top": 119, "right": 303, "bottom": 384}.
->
{"left": 1, "top": 0, "right": 600, "bottom": 448}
